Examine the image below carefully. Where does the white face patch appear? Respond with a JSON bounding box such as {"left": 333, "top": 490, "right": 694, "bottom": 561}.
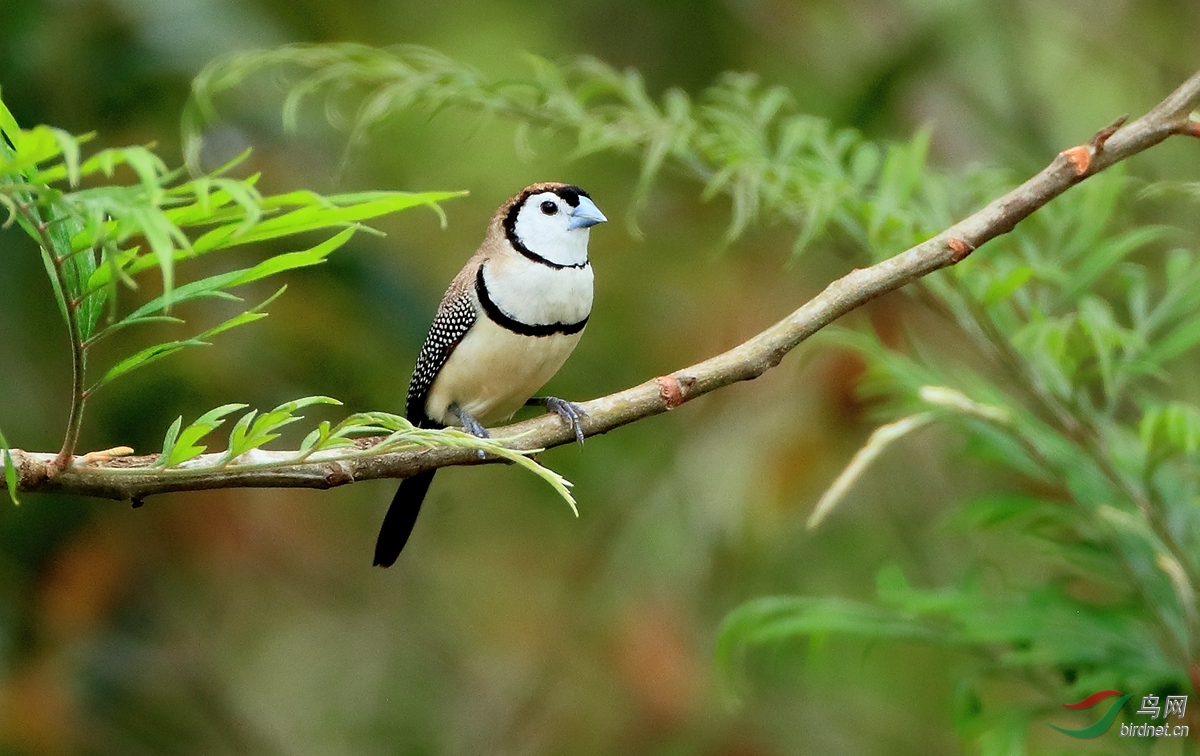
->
{"left": 511, "top": 191, "right": 592, "bottom": 267}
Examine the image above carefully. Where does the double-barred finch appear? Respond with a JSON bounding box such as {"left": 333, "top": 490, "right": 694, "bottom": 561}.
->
{"left": 374, "top": 182, "right": 607, "bottom": 567}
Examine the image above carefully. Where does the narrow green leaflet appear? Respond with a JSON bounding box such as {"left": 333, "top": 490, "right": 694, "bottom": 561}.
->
{"left": 715, "top": 595, "right": 936, "bottom": 701}
{"left": 160, "top": 404, "right": 249, "bottom": 467}
{"left": 981, "top": 265, "right": 1034, "bottom": 306}
{"left": 0, "top": 124, "right": 71, "bottom": 176}
{"left": 1145, "top": 313, "right": 1200, "bottom": 366}
{"left": 94, "top": 339, "right": 209, "bottom": 391}
{"left": 91, "top": 287, "right": 288, "bottom": 392}
{"left": 115, "top": 227, "right": 353, "bottom": 324}
{"left": 0, "top": 426, "right": 19, "bottom": 506}
{"left": 1140, "top": 401, "right": 1200, "bottom": 461}
{"left": 1062, "top": 225, "right": 1173, "bottom": 299}
{"left": 36, "top": 243, "right": 72, "bottom": 326}
{"left": 0, "top": 87, "right": 22, "bottom": 146}
{"left": 157, "top": 416, "right": 183, "bottom": 466}
{"left": 190, "top": 190, "right": 464, "bottom": 252}
{"left": 90, "top": 187, "right": 460, "bottom": 291}
{"left": 219, "top": 396, "right": 341, "bottom": 464}
{"left": 82, "top": 315, "right": 185, "bottom": 349}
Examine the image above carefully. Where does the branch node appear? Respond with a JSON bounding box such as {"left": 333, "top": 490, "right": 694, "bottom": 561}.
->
{"left": 131, "top": 497, "right": 145, "bottom": 509}
{"left": 79, "top": 446, "right": 135, "bottom": 465}
{"left": 947, "top": 238, "right": 975, "bottom": 263}
{"left": 1060, "top": 145, "right": 1094, "bottom": 176}
{"left": 1179, "top": 119, "right": 1200, "bottom": 139}
{"left": 655, "top": 375, "right": 686, "bottom": 409}
{"left": 1090, "top": 115, "right": 1127, "bottom": 152}
{"left": 324, "top": 462, "right": 354, "bottom": 487}
{"left": 47, "top": 453, "right": 73, "bottom": 479}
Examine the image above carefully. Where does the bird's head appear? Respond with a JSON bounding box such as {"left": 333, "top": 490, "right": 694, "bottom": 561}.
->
{"left": 500, "top": 182, "right": 606, "bottom": 267}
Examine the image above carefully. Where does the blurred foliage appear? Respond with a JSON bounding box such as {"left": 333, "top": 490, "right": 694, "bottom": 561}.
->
{"left": 189, "top": 43, "right": 1200, "bottom": 752}
{"left": 721, "top": 172, "right": 1200, "bottom": 749}
{"left": 1, "top": 1, "right": 1199, "bottom": 755}
{"left": 187, "top": 43, "right": 905, "bottom": 251}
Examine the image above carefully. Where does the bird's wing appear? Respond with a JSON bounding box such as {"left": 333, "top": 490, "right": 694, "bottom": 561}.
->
{"left": 405, "top": 286, "right": 478, "bottom": 427}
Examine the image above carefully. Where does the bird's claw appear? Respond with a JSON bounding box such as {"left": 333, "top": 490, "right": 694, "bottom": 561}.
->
{"left": 544, "top": 397, "right": 588, "bottom": 446}
{"left": 449, "top": 403, "right": 490, "bottom": 459}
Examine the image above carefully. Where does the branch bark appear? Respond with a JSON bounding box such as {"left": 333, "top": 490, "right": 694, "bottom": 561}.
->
{"left": 8, "top": 70, "right": 1200, "bottom": 502}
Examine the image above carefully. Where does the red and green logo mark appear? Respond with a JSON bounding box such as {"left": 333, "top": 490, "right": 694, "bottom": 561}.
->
{"left": 1049, "top": 690, "right": 1133, "bottom": 738}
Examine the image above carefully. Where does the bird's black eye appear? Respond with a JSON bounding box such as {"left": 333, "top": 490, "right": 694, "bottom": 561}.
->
{"left": 539, "top": 200, "right": 558, "bottom": 216}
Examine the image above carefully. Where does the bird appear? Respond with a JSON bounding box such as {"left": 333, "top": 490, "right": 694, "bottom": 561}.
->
{"left": 373, "top": 182, "right": 607, "bottom": 567}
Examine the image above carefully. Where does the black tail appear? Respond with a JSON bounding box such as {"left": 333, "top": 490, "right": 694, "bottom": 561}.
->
{"left": 373, "top": 469, "right": 437, "bottom": 567}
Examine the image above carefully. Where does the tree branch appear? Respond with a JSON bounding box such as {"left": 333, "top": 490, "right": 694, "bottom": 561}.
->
{"left": 7, "top": 70, "right": 1200, "bottom": 502}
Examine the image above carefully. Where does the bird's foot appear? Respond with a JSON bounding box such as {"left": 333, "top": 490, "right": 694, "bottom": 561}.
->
{"left": 449, "top": 403, "right": 490, "bottom": 459}
{"left": 528, "top": 396, "right": 588, "bottom": 446}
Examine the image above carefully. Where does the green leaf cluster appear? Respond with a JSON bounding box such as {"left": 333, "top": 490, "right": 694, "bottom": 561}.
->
{"left": 146, "top": 399, "right": 576, "bottom": 513}
{"left": 0, "top": 85, "right": 462, "bottom": 458}
{"left": 720, "top": 171, "right": 1200, "bottom": 748}
{"left": 187, "top": 44, "right": 946, "bottom": 252}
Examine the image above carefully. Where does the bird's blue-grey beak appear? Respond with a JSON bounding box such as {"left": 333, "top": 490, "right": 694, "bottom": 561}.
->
{"left": 567, "top": 196, "right": 607, "bottom": 230}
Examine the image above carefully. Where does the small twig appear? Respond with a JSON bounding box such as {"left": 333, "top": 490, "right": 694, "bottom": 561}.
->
{"left": 11, "top": 200, "right": 89, "bottom": 474}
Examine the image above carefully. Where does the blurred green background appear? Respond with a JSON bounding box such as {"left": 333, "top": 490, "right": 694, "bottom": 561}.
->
{"left": 1, "top": 0, "right": 1198, "bottom": 753}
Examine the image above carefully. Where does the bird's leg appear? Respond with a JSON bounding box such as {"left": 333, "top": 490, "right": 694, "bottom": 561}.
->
{"left": 526, "top": 396, "right": 588, "bottom": 446}
{"left": 448, "top": 402, "right": 489, "bottom": 459}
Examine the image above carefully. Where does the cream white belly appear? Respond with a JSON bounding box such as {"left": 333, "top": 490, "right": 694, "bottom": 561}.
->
{"left": 424, "top": 318, "right": 584, "bottom": 426}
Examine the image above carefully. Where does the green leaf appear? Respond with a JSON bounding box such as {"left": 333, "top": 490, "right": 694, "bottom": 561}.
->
{"left": 93, "top": 339, "right": 209, "bottom": 391}
{"left": 1145, "top": 314, "right": 1200, "bottom": 365}
{"left": 191, "top": 190, "right": 464, "bottom": 252}
{"left": 1164, "top": 248, "right": 1193, "bottom": 286}
{"left": 715, "top": 595, "right": 936, "bottom": 701}
{"left": 82, "top": 315, "right": 186, "bottom": 350}
{"left": 1077, "top": 296, "right": 1125, "bottom": 400}
{"left": 158, "top": 416, "right": 183, "bottom": 467}
{"left": 1058, "top": 171, "right": 1125, "bottom": 263}
{"left": 981, "top": 265, "right": 1034, "bottom": 306}
{"left": 118, "top": 228, "right": 353, "bottom": 323}
{"left": 0, "top": 87, "right": 22, "bottom": 145}
{"left": 37, "top": 244, "right": 71, "bottom": 326}
{"left": 163, "top": 404, "right": 249, "bottom": 467}
{"left": 0, "top": 426, "right": 19, "bottom": 506}
{"left": 1140, "top": 401, "right": 1200, "bottom": 460}
{"left": 134, "top": 206, "right": 190, "bottom": 310}
{"left": 1, "top": 125, "right": 66, "bottom": 175}
{"left": 808, "top": 413, "right": 933, "bottom": 529}
{"left": 220, "top": 395, "right": 341, "bottom": 463}
{"left": 1063, "top": 225, "right": 1172, "bottom": 299}
{"left": 947, "top": 494, "right": 1076, "bottom": 532}
{"left": 53, "top": 129, "right": 83, "bottom": 188}
{"left": 88, "top": 183, "right": 439, "bottom": 291}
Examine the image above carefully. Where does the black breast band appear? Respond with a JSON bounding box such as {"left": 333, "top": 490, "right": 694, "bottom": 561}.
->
{"left": 475, "top": 265, "right": 589, "bottom": 337}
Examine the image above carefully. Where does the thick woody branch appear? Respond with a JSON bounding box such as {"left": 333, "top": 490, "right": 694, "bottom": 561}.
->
{"left": 7, "top": 70, "right": 1200, "bottom": 502}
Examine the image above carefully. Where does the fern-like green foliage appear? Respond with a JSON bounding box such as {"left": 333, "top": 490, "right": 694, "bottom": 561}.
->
{"left": 0, "top": 85, "right": 462, "bottom": 457}
{"left": 186, "top": 43, "right": 962, "bottom": 251}
{"left": 184, "top": 44, "right": 1200, "bottom": 750}
{"left": 720, "top": 172, "right": 1200, "bottom": 749}
{"left": 144, "top": 399, "right": 576, "bottom": 512}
